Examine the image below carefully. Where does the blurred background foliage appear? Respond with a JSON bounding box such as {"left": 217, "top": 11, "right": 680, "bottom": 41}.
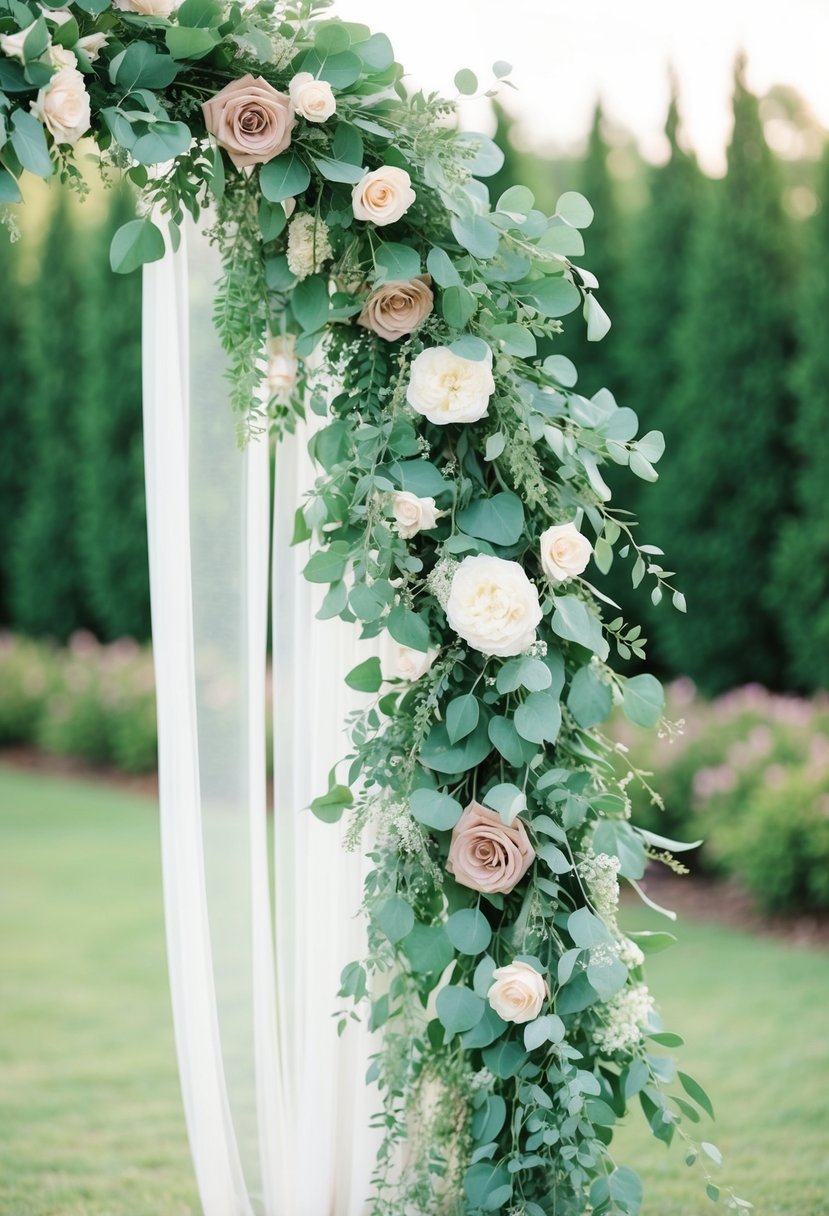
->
{"left": 1, "top": 58, "right": 829, "bottom": 919}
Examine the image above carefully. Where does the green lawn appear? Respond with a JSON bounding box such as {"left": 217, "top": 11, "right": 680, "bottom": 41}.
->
{"left": 1, "top": 763, "right": 828, "bottom": 1216}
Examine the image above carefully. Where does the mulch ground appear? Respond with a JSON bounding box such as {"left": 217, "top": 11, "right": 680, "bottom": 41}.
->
{"left": 3, "top": 746, "right": 828, "bottom": 948}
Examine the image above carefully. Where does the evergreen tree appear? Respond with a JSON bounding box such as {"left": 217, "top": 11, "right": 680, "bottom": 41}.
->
{"left": 603, "top": 84, "right": 702, "bottom": 643}
{"left": 10, "top": 193, "right": 89, "bottom": 639}
{"left": 642, "top": 59, "right": 796, "bottom": 692}
{"left": 75, "top": 186, "right": 150, "bottom": 640}
{"left": 556, "top": 102, "right": 624, "bottom": 400}
{"left": 770, "top": 143, "right": 829, "bottom": 689}
{"left": 0, "top": 233, "right": 29, "bottom": 625}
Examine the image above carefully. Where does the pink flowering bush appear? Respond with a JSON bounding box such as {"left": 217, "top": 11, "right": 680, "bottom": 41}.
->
{"left": 613, "top": 680, "right": 829, "bottom": 913}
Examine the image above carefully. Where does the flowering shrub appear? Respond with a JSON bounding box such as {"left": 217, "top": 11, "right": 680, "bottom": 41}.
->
{"left": 613, "top": 680, "right": 829, "bottom": 914}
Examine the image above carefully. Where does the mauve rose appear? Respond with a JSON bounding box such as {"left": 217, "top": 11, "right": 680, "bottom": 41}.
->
{"left": 358, "top": 275, "right": 434, "bottom": 342}
{"left": 446, "top": 801, "right": 535, "bottom": 895}
{"left": 202, "top": 74, "right": 295, "bottom": 169}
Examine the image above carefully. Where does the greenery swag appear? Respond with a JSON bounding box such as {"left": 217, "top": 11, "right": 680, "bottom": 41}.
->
{"left": 0, "top": 0, "right": 751, "bottom": 1211}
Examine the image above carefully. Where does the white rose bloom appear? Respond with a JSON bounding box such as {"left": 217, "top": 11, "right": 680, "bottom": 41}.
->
{"left": 406, "top": 345, "right": 495, "bottom": 426}
{"left": 352, "top": 165, "right": 416, "bottom": 226}
{"left": 539, "top": 522, "right": 593, "bottom": 584}
{"left": 39, "top": 6, "right": 73, "bottom": 23}
{"left": 31, "top": 65, "right": 91, "bottom": 146}
{"left": 49, "top": 45, "right": 77, "bottom": 68}
{"left": 266, "top": 335, "right": 299, "bottom": 402}
{"left": 77, "top": 31, "right": 108, "bottom": 61}
{"left": 446, "top": 554, "right": 541, "bottom": 658}
{"left": 286, "top": 212, "right": 333, "bottom": 281}
{"left": 1, "top": 23, "right": 34, "bottom": 61}
{"left": 289, "top": 71, "right": 336, "bottom": 122}
{"left": 392, "top": 491, "right": 441, "bottom": 540}
{"left": 112, "top": 0, "right": 179, "bottom": 18}
{"left": 389, "top": 644, "right": 438, "bottom": 683}
{"left": 488, "top": 961, "right": 548, "bottom": 1024}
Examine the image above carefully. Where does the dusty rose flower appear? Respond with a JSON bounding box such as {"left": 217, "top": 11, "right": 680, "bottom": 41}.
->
{"left": 352, "top": 165, "right": 416, "bottom": 226}
{"left": 202, "top": 74, "right": 295, "bottom": 169}
{"left": 288, "top": 71, "right": 336, "bottom": 122}
{"left": 358, "top": 275, "right": 434, "bottom": 342}
{"left": 487, "top": 961, "right": 548, "bottom": 1024}
{"left": 447, "top": 801, "right": 535, "bottom": 895}
{"left": 391, "top": 490, "right": 441, "bottom": 539}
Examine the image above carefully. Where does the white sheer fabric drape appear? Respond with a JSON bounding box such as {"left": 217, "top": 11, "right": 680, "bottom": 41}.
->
{"left": 143, "top": 220, "right": 377, "bottom": 1216}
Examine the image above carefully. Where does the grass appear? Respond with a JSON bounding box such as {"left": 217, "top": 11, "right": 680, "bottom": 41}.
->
{"left": 1, "top": 763, "right": 828, "bottom": 1216}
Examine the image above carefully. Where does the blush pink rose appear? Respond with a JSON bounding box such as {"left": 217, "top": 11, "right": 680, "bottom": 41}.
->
{"left": 446, "top": 801, "right": 535, "bottom": 895}
{"left": 358, "top": 275, "right": 434, "bottom": 341}
{"left": 202, "top": 74, "right": 295, "bottom": 169}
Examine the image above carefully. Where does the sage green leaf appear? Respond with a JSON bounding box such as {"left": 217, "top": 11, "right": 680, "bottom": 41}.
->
{"left": 376, "top": 895, "right": 414, "bottom": 944}
{"left": 567, "top": 664, "right": 612, "bottom": 728}
{"left": 109, "top": 218, "right": 165, "bottom": 274}
{"left": 457, "top": 492, "right": 524, "bottom": 546}
{"left": 426, "top": 246, "right": 462, "bottom": 287}
{"left": 496, "top": 656, "right": 552, "bottom": 695}
{"left": 678, "top": 1071, "right": 715, "bottom": 1120}
{"left": 309, "top": 783, "right": 353, "bottom": 824}
{"left": 375, "top": 241, "right": 420, "bottom": 280}
{"left": 446, "top": 693, "right": 480, "bottom": 744}
{"left": 111, "top": 43, "right": 179, "bottom": 90}
{"left": 0, "top": 167, "right": 22, "bottom": 204}
{"left": 165, "top": 25, "right": 220, "bottom": 59}
{"left": 591, "top": 819, "right": 647, "bottom": 880}
{"left": 354, "top": 31, "right": 394, "bottom": 71}
{"left": 514, "top": 692, "right": 561, "bottom": 745}
{"left": 551, "top": 595, "right": 609, "bottom": 660}
{"left": 298, "top": 48, "right": 362, "bottom": 88}
{"left": 291, "top": 273, "right": 330, "bottom": 333}
{"left": 312, "top": 155, "right": 365, "bottom": 183}
{"left": 302, "top": 541, "right": 350, "bottom": 584}
{"left": 451, "top": 213, "right": 500, "bottom": 259}
{"left": 421, "top": 717, "right": 493, "bottom": 775}
{"left": 409, "top": 788, "right": 463, "bottom": 831}
{"left": 556, "top": 190, "right": 594, "bottom": 228}
{"left": 10, "top": 110, "right": 51, "bottom": 179}
{"left": 522, "top": 274, "right": 581, "bottom": 318}
{"left": 622, "top": 673, "right": 665, "bottom": 728}
{"left": 344, "top": 656, "right": 382, "bottom": 693}
{"left": 400, "top": 923, "right": 454, "bottom": 974}
{"left": 446, "top": 908, "right": 492, "bottom": 955}
{"left": 441, "top": 283, "right": 477, "bottom": 327}
{"left": 482, "top": 782, "right": 526, "bottom": 824}
{"left": 568, "top": 906, "right": 614, "bottom": 948}
{"left": 260, "top": 152, "right": 311, "bottom": 203}
{"left": 387, "top": 605, "right": 431, "bottom": 652}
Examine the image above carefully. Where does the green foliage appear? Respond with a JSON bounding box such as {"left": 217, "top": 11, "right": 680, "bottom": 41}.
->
{"left": 0, "top": 235, "right": 28, "bottom": 625}
{"left": 641, "top": 61, "right": 796, "bottom": 692}
{"left": 10, "top": 194, "right": 89, "bottom": 639}
{"left": 770, "top": 144, "right": 829, "bottom": 690}
{"left": 76, "top": 187, "right": 150, "bottom": 642}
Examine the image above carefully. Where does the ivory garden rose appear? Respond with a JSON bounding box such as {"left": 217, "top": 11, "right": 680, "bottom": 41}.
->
{"left": 447, "top": 802, "right": 535, "bottom": 895}
{"left": 288, "top": 72, "right": 336, "bottom": 122}
{"left": 31, "top": 65, "right": 90, "bottom": 146}
{"left": 358, "top": 276, "right": 434, "bottom": 342}
{"left": 389, "top": 644, "right": 438, "bottom": 682}
{"left": 446, "top": 554, "right": 541, "bottom": 657}
{"left": 113, "top": 0, "right": 179, "bottom": 17}
{"left": 352, "top": 166, "right": 416, "bottom": 226}
{"left": 202, "top": 75, "right": 294, "bottom": 169}
{"left": 487, "top": 961, "right": 549, "bottom": 1024}
{"left": 406, "top": 345, "right": 495, "bottom": 425}
{"left": 540, "top": 522, "right": 593, "bottom": 584}
{"left": 266, "top": 335, "right": 299, "bottom": 402}
{"left": 391, "top": 491, "right": 441, "bottom": 540}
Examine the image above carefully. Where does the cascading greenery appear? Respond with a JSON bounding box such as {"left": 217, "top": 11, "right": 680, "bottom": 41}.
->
{"left": 1, "top": 0, "right": 751, "bottom": 1211}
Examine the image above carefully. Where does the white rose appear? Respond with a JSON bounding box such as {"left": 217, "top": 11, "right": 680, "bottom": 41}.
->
{"left": 113, "top": 0, "right": 179, "bottom": 18}
{"left": 289, "top": 71, "right": 336, "bottom": 123}
{"left": 389, "top": 644, "right": 438, "bottom": 682}
{"left": 352, "top": 165, "right": 416, "bottom": 226}
{"left": 39, "top": 6, "right": 73, "bottom": 23}
{"left": 31, "top": 65, "right": 90, "bottom": 146}
{"left": 1, "top": 23, "right": 34, "bottom": 61}
{"left": 77, "top": 31, "right": 108, "bottom": 61}
{"left": 49, "top": 45, "right": 76, "bottom": 68}
{"left": 266, "top": 335, "right": 299, "bottom": 402}
{"left": 487, "top": 961, "right": 549, "bottom": 1024}
{"left": 446, "top": 554, "right": 541, "bottom": 658}
{"left": 406, "top": 345, "right": 495, "bottom": 426}
{"left": 539, "top": 522, "right": 592, "bottom": 584}
{"left": 392, "top": 491, "right": 441, "bottom": 540}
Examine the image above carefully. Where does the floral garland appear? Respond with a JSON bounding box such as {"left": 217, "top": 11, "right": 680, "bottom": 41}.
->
{"left": 1, "top": 0, "right": 751, "bottom": 1212}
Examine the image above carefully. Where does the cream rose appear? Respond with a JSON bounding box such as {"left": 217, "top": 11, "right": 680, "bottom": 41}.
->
{"left": 389, "top": 644, "right": 438, "bottom": 682}
{"left": 352, "top": 165, "right": 416, "bottom": 226}
{"left": 1, "top": 23, "right": 34, "bottom": 61}
{"left": 48, "top": 45, "right": 76, "bottom": 68}
{"left": 447, "top": 801, "right": 535, "bottom": 896}
{"left": 446, "top": 555, "right": 541, "bottom": 657}
{"left": 391, "top": 491, "right": 441, "bottom": 540}
{"left": 487, "top": 961, "right": 549, "bottom": 1024}
{"left": 113, "top": 0, "right": 179, "bottom": 16}
{"left": 266, "top": 335, "right": 299, "bottom": 402}
{"left": 77, "top": 31, "right": 108, "bottom": 61}
{"left": 202, "top": 74, "right": 294, "bottom": 169}
{"left": 358, "top": 276, "right": 433, "bottom": 342}
{"left": 288, "top": 71, "right": 336, "bottom": 123}
{"left": 31, "top": 66, "right": 90, "bottom": 146}
{"left": 539, "top": 522, "right": 593, "bottom": 584}
{"left": 406, "top": 345, "right": 495, "bottom": 426}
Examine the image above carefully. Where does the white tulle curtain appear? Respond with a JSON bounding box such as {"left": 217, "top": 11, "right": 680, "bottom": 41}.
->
{"left": 142, "top": 218, "right": 377, "bottom": 1216}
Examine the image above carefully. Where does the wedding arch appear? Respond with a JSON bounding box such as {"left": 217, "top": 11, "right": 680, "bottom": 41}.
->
{"left": 1, "top": 0, "right": 750, "bottom": 1212}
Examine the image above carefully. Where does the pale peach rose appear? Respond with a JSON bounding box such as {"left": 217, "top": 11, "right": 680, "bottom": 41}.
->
{"left": 48, "top": 45, "right": 76, "bottom": 69}
{"left": 31, "top": 66, "right": 90, "bottom": 146}
{"left": 352, "top": 166, "right": 416, "bottom": 226}
{"left": 266, "top": 335, "right": 299, "bottom": 401}
{"left": 358, "top": 275, "right": 433, "bottom": 342}
{"left": 202, "top": 74, "right": 295, "bottom": 169}
{"left": 389, "top": 644, "right": 438, "bottom": 682}
{"left": 113, "top": 0, "right": 179, "bottom": 17}
{"left": 447, "top": 801, "right": 535, "bottom": 895}
{"left": 487, "top": 961, "right": 548, "bottom": 1024}
{"left": 391, "top": 491, "right": 441, "bottom": 540}
{"left": 539, "top": 522, "right": 592, "bottom": 584}
{"left": 77, "top": 31, "right": 108, "bottom": 61}
{"left": 288, "top": 71, "right": 336, "bottom": 122}
{"left": 0, "top": 24, "right": 34, "bottom": 61}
